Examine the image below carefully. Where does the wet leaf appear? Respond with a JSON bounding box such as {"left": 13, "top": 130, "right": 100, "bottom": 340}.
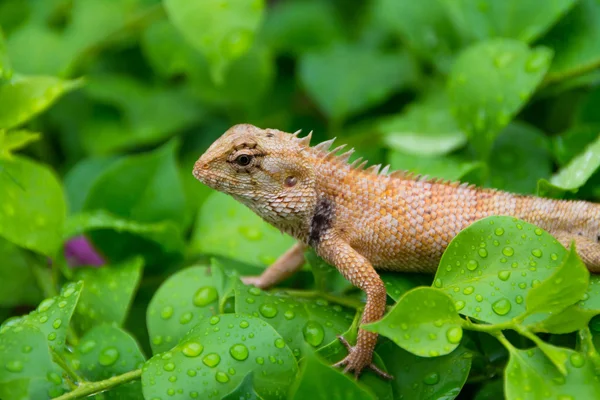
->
{"left": 434, "top": 216, "right": 567, "bottom": 324}
{"left": 0, "top": 29, "right": 10, "bottom": 81}
{"left": 223, "top": 372, "right": 263, "bottom": 400}
{"left": 72, "top": 257, "right": 144, "bottom": 333}
{"left": 448, "top": 39, "right": 552, "bottom": 158}
{"left": 141, "top": 313, "right": 297, "bottom": 400}
{"left": 364, "top": 288, "right": 463, "bottom": 357}
{"left": 0, "top": 130, "right": 40, "bottom": 159}
{"left": 380, "top": 272, "right": 432, "bottom": 302}
{"left": 0, "top": 237, "right": 43, "bottom": 307}
{"left": 306, "top": 249, "right": 352, "bottom": 295}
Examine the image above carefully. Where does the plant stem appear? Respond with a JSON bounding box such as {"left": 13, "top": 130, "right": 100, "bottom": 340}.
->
{"left": 284, "top": 289, "right": 365, "bottom": 310}
{"left": 52, "top": 369, "right": 142, "bottom": 400}
{"left": 51, "top": 350, "right": 83, "bottom": 387}
{"left": 461, "top": 318, "right": 515, "bottom": 333}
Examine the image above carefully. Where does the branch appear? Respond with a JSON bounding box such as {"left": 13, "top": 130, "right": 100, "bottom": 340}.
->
{"left": 52, "top": 369, "right": 142, "bottom": 400}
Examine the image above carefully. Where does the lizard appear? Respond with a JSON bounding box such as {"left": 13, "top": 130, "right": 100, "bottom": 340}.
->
{"left": 192, "top": 123, "right": 600, "bottom": 379}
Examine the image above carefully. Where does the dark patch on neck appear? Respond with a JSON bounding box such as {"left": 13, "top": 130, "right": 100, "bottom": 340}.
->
{"left": 309, "top": 197, "right": 335, "bottom": 247}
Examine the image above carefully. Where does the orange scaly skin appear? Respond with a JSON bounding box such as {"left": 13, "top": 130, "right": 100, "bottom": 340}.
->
{"left": 193, "top": 124, "right": 600, "bottom": 379}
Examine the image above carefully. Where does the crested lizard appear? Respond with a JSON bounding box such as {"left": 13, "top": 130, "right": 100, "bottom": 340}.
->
{"left": 192, "top": 124, "right": 600, "bottom": 379}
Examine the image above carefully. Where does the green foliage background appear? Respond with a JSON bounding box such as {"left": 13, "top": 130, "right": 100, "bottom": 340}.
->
{"left": 1, "top": 0, "right": 600, "bottom": 399}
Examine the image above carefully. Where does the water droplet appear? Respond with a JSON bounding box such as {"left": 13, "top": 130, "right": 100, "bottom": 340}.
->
{"left": 38, "top": 299, "right": 55, "bottom": 312}
{"left": 569, "top": 353, "right": 585, "bottom": 368}
{"left": 98, "top": 347, "right": 119, "bottom": 366}
{"left": 274, "top": 338, "right": 285, "bottom": 349}
{"left": 494, "top": 228, "right": 504, "bottom": 236}
{"left": 203, "top": 353, "right": 221, "bottom": 367}
{"left": 463, "top": 286, "right": 474, "bottom": 295}
{"left": 52, "top": 319, "right": 62, "bottom": 329}
{"left": 58, "top": 300, "right": 67, "bottom": 308}
{"left": 502, "top": 247, "right": 514, "bottom": 257}
{"left": 245, "top": 297, "right": 255, "bottom": 304}
{"left": 498, "top": 271, "right": 511, "bottom": 281}
{"left": 531, "top": 249, "right": 542, "bottom": 258}
{"left": 39, "top": 315, "right": 48, "bottom": 323}
{"left": 5, "top": 360, "right": 23, "bottom": 372}
{"left": 475, "top": 294, "right": 483, "bottom": 302}
{"left": 429, "top": 350, "right": 439, "bottom": 357}
{"left": 152, "top": 336, "right": 163, "bottom": 346}
{"left": 284, "top": 310, "right": 295, "bottom": 320}
{"left": 239, "top": 320, "right": 249, "bottom": 328}
{"left": 467, "top": 260, "right": 479, "bottom": 271}
{"left": 47, "top": 332, "right": 56, "bottom": 341}
{"left": 215, "top": 371, "right": 230, "bottom": 383}
{"left": 229, "top": 344, "right": 249, "bottom": 361}
{"left": 179, "top": 312, "right": 193, "bottom": 324}
{"left": 249, "top": 287, "right": 261, "bottom": 296}
{"left": 160, "top": 306, "right": 173, "bottom": 320}
{"left": 210, "top": 316, "right": 220, "bottom": 325}
{"left": 455, "top": 300, "right": 465, "bottom": 311}
{"left": 63, "top": 286, "right": 76, "bottom": 297}
{"left": 163, "top": 362, "right": 175, "bottom": 371}
{"left": 434, "top": 279, "right": 442, "bottom": 288}
{"left": 80, "top": 340, "right": 96, "bottom": 354}
{"left": 515, "top": 295, "right": 523, "bottom": 304}
{"left": 478, "top": 249, "right": 488, "bottom": 258}
{"left": 532, "top": 279, "right": 541, "bottom": 288}
{"left": 492, "top": 298, "right": 512, "bottom": 316}
{"left": 21, "top": 346, "right": 31, "bottom": 353}
{"left": 446, "top": 327, "right": 462, "bottom": 344}
{"left": 423, "top": 372, "right": 440, "bottom": 385}
{"left": 187, "top": 369, "right": 197, "bottom": 377}
{"left": 428, "top": 333, "right": 437, "bottom": 340}
{"left": 255, "top": 356, "right": 264, "bottom": 365}
{"left": 47, "top": 371, "right": 62, "bottom": 384}
{"left": 259, "top": 304, "right": 278, "bottom": 318}
{"left": 303, "top": 321, "right": 325, "bottom": 347}
{"left": 182, "top": 342, "right": 204, "bottom": 358}
{"left": 193, "top": 286, "right": 218, "bottom": 307}
{"left": 168, "top": 375, "right": 177, "bottom": 382}
{"left": 534, "top": 228, "right": 543, "bottom": 236}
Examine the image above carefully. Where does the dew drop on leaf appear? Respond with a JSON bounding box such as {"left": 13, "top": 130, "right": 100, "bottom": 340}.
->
{"left": 255, "top": 356, "right": 264, "bottom": 365}
{"left": 302, "top": 321, "right": 325, "bottom": 347}
{"left": 467, "top": 260, "right": 479, "bottom": 271}
{"left": 475, "top": 294, "right": 483, "bottom": 302}
{"left": 283, "top": 310, "right": 295, "bottom": 320}
{"left": 179, "top": 312, "right": 193, "bottom": 324}
{"left": 160, "top": 306, "right": 174, "bottom": 320}
{"left": 249, "top": 287, "right": 261, "bottom": 296}
{"left": 534, "top": 228, "right": 543, "bottom": 236}
{"left": 531, "top": 249, "right": 543, "bottom": 258}
{"left": 21, "top": 346, "right": 31, "bottom": 353}
{"left": 182, "top": 342, "right": 204, "bottom": 358}
{"left": 569, "top": 353, "right": 585, "bottom": 368}
{"left": 502, "top": 246, "right": 514, "bottom": 257}
{"left": 98, "top": 347, "right": 119, "bottom": 366}
{"left": 39, "top": 315, "right": 48, "bottom": 323}
{"left": 215, "top": 371, "right": 230, "bottom": 383}
{"left": 187, "top": 369, "right": 197, "bottom": 377}
{"left": 423, "top": 372, "right": 440, "bottom": 385}
{"left": 492, "top": 298, "right": 512, "bottom": 316}
{"left": 5, "top": 360, "right": 23, "bottom": 372}
{"left": 202, "top": 353, "right": 221, "bottom": 367}
{"left": 515, "top": 295, "right": 523, "bottom": 304}
{"left": 63, "top": 286, "right": 76, "bottom": 297}
{"left": 38, "top": 298, "right": 55, "bottom": 312}
{"left": 274, "top": 338, "right": 285, "bottom": 349}
{"left": 478, "top": 249, "right": 488, "bottom": 258}
{"left": 47, "top": 332, "right": 57, "bottom": 341}
{"left": 210, "top": 316, "right": 220, "bottom": 325}
{"left": 434, "top": 278, "right": 442, "bottom": 288}
{"left": 47, "top": 371, "right": 62, "bottom": 384}
{"left": 259, "top": 304, "right": 278, "bottom": 318}
{"left": 239, "top": 320, "right": 249, "bottom": 328}
{"left": 498, "top": 270, "right": 511, "bottom": 281}
{"left": 463, "top": 286, "right": 474, "bottom": 295}
{"left": 193, "top": 286, "right": 218, "bottom": 307}
{"left": 446, "top": 327, "right": 462, "bottom": 344}
{"left": 494, "top": 228, "right": 504, "bottom": 236}
{"left": 229, "top": 344, "right": 249, "bottom": 361}
{"left": 52, "top": 319, "right": 62, "bottom": 329}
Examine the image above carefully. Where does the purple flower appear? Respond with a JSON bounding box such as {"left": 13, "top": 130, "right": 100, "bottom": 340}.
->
{"left": 64, "top": 235, "right": 105, "bottom": 267}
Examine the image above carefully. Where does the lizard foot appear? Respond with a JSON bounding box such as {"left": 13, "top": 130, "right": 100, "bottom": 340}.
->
{"left": 240, "top": 275, "right": 269, "bottom": 289}
{"left": 333, "top": 335, "right": 393, "bottom": 380}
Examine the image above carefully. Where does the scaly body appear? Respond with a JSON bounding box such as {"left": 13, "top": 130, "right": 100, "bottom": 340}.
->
{"left": 193, "top": 124, "right": 600, "bottom": 379}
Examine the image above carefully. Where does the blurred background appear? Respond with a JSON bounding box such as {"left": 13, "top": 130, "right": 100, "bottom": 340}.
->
{"left": 1, "top": 0, "right": 600, "bottom": 382}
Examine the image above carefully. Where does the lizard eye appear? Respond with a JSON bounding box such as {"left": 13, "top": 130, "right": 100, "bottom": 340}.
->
{"left": 235, "top": 154, "right": 253, "bottom": 166}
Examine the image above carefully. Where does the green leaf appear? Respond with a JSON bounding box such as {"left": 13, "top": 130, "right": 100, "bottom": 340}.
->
{"left": 380, "top": 272, "right": 432, "bottom": 302}
{"left": 0, "top": 29, "right": 11, "bottom": 81}
{"left": 306, "top": 249, "right": 352, "bottom": 295}
{"left": 0, "top": 130, "right": 40, "bottom": 159}
{"left": 72, "top": 324, "right": 145, "bottom": 399}
{"left": 364, "top": 288, "right": 463, "bottom": 357}
{"left": 526, "top": 243, "right": 589, "bottom": 315}
{"left": 0, "top": 324, "right": 66, "bottom": 399}
{"left": 235, "top": 283, "right": 355, "bottom": 359}
{"left": 380, "top": 92, "right": 467, "bottom": 156}
{"left": 192, "top": 191, "right": 296, "bottom": 267}
{"left": 441, "top": 0, "right": 577, "bottom": 43}
{"left": 0, "top": 237, "right": 43, "bottom": 307}
{"left": 289, "top": 352, "right": 375, "bottom": 400}
{"left": 164, "top": 0, "right": 265, "bottom": 84}
{"left": 552, "top": 127, "right": 600, "bottom": 166}
{"left": 542, "top": 0, "right": 600, "bottom": 83}
{"left": 223, "top": 372, "right": 263, "bottom": 400}
{"left": 0, "top": 75, "right": 81, "bottom": 130}
{"left": 377, "top": 340, "right": 472, "bottom": 400}
{"left": 147, "top": 265, "right": 227, "bottom": 354}
{"left": 80, "top": 75, "right": 203, "bottom": 155}
{"left": 448, "top": 39, "right": 552, "bottom": 158}
{"left": 538, "top": 133, "right": 600, "bottom": 194}
{"left": 299, "top": 44, "right": 417, "bottom": 123}
{"left": 141, "top": 313, "right": 298, "bottom": 400}
{"left": 71, "top": 257, "right": 143, "bottom": 333}
{"left": 64, "top": 211, "right": 185, "bottom": 258}
{"left": 504, "top": 346, "right": 600, "bottom": 399}
{"left": 387, "top": 150, "right": 483, "bottom": 182}
{"left": 530, "top": 305, "right": 600, "bottom": 334}
{"left": 1, "top": 281, "right": 83, "bottom": 353}
{"left": 487, "top": 122, "right": 552, "bottom": 194}
{"left": 433, "top": 216, "right": 567, "bottom": 324}
{"left": 0, "top": 155, "right": 66, "bottom": 257}
{"left": 64, "top": 156, "right": 120, "bottom": 214}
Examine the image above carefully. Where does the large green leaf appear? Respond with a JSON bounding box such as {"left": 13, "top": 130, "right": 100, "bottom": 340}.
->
{"left": 0, "top": 237, "right": 43, "bottom": 307}
{"left": 164, "top": 0, "right": 265, "bottom": 84}
{"left": 72, "top": 257, "right": 144, "bottom": 333}
{"left": 364, "top": 288, "right": 463, "bottom": 357}
{"left": 299, "top": 44, "right": 417, "bottom": 123}
{"left": 448, "top": 39, "right": 552, "bottom": 158}
{"left": 0, "top": 29, "right": 10, "bottom": 81}
{"left": 0, "top": 155, "right": 66, "bottom": 257}
{"left": 63, "top": 156, "right": 120, "bottom": 214}
{"left": 0, "top": 130, "right": 40, "bottom": 159}
{"left": 433, "top": 216, "right": 567, "bottom": 324}
{"left": 141, "top": 313, "right": 298, "bottom": 400}
{"left": 387, "top": 150, "right": 483, "bottom": 183}
{"left": 192, "top": 191, "right": 296, "bottom": 267}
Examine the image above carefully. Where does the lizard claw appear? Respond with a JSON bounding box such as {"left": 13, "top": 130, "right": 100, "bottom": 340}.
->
{"left": 332, "top": 335, "right": 394, "bottom": 380}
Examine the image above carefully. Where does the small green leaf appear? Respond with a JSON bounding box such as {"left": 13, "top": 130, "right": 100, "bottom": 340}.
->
{"left": 0, "top": 29, "right": 11, "bottom": 81}
{"left": 1, "top": 281, "right": 83, "bottom": 353}
{"left": 306, "top": 249, "right": 352, "bottom": 294}
{"left": 380, "top": 92, "right": 467, "bottom": 156}
{"left": 141, "top": 313, "right": 298, "bottom": 400}
{"left": 222, "top": 372, "right": 263, "bottom": 400}
{"left": 0, "top": 324, "right": 66, "bottom": 399}
{"left": 434, "top": 216, "right": 567, "bottom": 324}
{"left": 235, "top": 283, "right": 354, "bottom": 359}
{"left": 64, "top": 156, "right": 119, "bottom": 214}
{"left": 0, "top": 75, "right": 81, "bottom": 130}
{"left": 73, "top": 324, "right": 145, "bottom": 399}
{"left": 448, "top": 39, "right": 552, "bottom": 158}
{"left": 530, "top": 305, "right": 599, "bottom": 334}
{"left": 526, "top": 243, "right": 589, "bottom": 315}
{"left": 147, "top": 265, "right": 226, "bottom": 354}
{"left": 552, "top": 127, "right": 600, "bottom": 166}
{"left": 192, "top": 191, "right": 296, "bottom": 267}
{"left": 0, "top": 130, "right": 40, "bottom": 159}
{"left": 377, "top": 340, "right": 472, "bottom": 400}
{"left": 364, "top": 287, "right": 463, "bottom": 357}
{"left": 299, "top": 44, "right": 417, "bottom": 123}
{"left": 289, "top": 352, "right": 375, "bottom": 400}
{"left": 164, "top": 0, "right": 265, "bottom": 84}
{"left": 0, "top": 155, "right": 66, "bottom": 257}
{"left": 387, "top": 150, "right": 483, "bottom": 182}
{"left": 504, "top": 346, "right": 600, "bottom": 399}
{"left": 0, "top": 237, "right": 43, "bottom": 307}
{"left": 380, "top": 272, "right": 431, "bottom": 302}
{"left": 72, "top": 257, "right": 144, "bottom": 333}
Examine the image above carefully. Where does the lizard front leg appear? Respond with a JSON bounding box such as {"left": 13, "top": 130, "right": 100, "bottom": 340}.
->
{"left": 317, "top": 236, "right": 392, "bottom": 379}
{"left": 241, "top": 243, "right": 306, "bottom": 289}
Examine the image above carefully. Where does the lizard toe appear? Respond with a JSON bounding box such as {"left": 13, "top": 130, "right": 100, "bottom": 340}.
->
{"left": 332, "top": 336, "right": 393, "bottom": 380}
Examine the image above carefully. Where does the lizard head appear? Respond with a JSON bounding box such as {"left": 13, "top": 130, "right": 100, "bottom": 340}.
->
{"left": 193, "top": 124, "right": 317, "bottom": 225}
